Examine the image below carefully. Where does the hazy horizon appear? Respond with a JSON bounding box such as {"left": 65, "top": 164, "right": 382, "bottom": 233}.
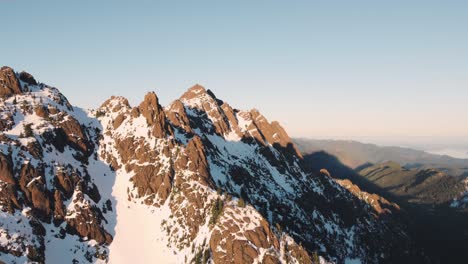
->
{"left": 2, "top": 1, "right": 467, "bottom": 139}
{"left": 297, "top": 135, "right": 468, "bottom": 159}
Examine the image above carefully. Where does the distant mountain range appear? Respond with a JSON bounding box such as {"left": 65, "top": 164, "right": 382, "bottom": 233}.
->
{"left": 295, "top": 138, "right": 468, "bottom": 263}
{"left": 294, "top": 138, "right": 468, "bottom": 177}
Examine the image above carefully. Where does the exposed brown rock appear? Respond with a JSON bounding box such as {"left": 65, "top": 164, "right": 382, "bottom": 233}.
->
{"left": 180, "top": 85, "right": 233, "bottom": 136}
{"left": 209, "top": 206, "right": 287, "bottom": 264}
{"left": 0, "top": 66, "right": 22, "bottom": 97}
{"left": 48, "top": 105, "right": 59, "bottom": 115}
{"left": 114, "top": 136, "right": 163, "bottom": 166}
{"left": 166, "top": 99, "right": 193, "bottom": 134}
{"left": 286, "top": 242, "right": 313, "bottom": 264}
{"left": 130, "top": 164, "right": 173, "bottom": 205}
{"left": 244, "top": 219, "right": 278, "bottom": 249}
{"left": 336, "top": 179, "right": 400, "bottom": 215}
{"left": 179, "top": 84, "right": 207, "bottom": 101}
{"left": 320, "top": 168, "right": 331, "bottom": 177}
{"left": 100, "top": 96, "right": 130, "bottom": 113}
{"left": 26, "top": 141, "right": 43, "bottom": 159}
{"left": 138, "top": 92, "right": 172, "bottom": 138}
{"left": 211, "top": 232, "right": 259, "bottom": 264}
{"left": 184, "top": 136, "right": 212, "bottom": 186}
{"left": 0, "top": 113, "right": 14, "bottom": 131}
{"left": 18, "top": 164, "right": 52, "bottom": 221}
{"left": 55, "top": 169, "right": 79, "bottom": 199}
{"left": 0, "top": 153, "right": 15, "bottom": 184}
{"left": 0, "top": 182, "right": 21, "bottom": 213}
{"left": 66, "top": 191, "right": 113, "bottom": 244}
{"left": 53, "top": 190, "right": 66, "bottom": 224}
{"left": 221, "top": 103, "right": 242, "bottom": 137}
{"left": 262, "top": 254, "right": 281, "bottom": 264}
{"left": 34, "top": 105, "right": 49, "bottom": 118}
{"left": 112, "top": 114, "right": 126, "bottom": 129}
{"left": 130, "top": 107, "right": 140, "bottom": 118}
{"left": 249, "top": 109, "right": 302, "bottom": 159}
{"left": 59, "top": 115, "right": 91, "bottom": 154}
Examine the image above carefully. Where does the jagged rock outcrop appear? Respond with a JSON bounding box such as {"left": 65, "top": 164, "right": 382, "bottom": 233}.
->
{"left": 18, "top": 163, "right": 52, "bottom": 222}
{"left": 138, "top": 92, "right": 173, "bottom": 138}
{"left": 65, "top": 190, "right": 112, "bottom": 244}
{"left": 179, "top": 85, "right": 234, "bottom": 136}
{"left": 18, "top": 71, "right": 38, "bottom": 86}
{"left": 335, "top": 178, "right": 400, "bottom": 216}
{"left": 0, "top": 67, "right": 113, "bottom": 263}
{"left": 166, "top": 99, "right": 193, "bottom": 134}
{"left": 0, "top": 66, "right": 22, "bottom": 97}
{"left": 0, "top": 153, "right": 14, "bottom": 184}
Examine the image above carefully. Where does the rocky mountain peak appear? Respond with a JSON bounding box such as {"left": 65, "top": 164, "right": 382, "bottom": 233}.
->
{"left": 236, "top": 108, "right": 302, "bottom": 159}
{"left": 0, "top": 66, "right": 23, "bottom": 97}
{"left": 100, "top": 95, "right": 130, "bottom": 113}
{"left": 180, "top": 84, "right": 207, "bottom": 100}
{"left": 183, "top": 84, "right": 229, "bottom": 106}
{"left": 137, "top": 91, "right": 172, "bottom": 138}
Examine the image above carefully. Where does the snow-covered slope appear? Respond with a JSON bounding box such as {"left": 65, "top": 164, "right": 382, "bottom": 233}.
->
{"left": 0, "top": 67, "right": 420, "bottom": 263}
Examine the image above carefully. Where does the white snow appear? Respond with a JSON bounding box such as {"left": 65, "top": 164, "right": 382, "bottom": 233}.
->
{"left": 107, "top": 170, "right": 178, "bottom": 264}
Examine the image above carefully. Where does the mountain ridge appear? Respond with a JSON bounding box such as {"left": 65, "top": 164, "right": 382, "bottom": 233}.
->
{"left": 0, "top": 66, "right": 421, "bottom": 263}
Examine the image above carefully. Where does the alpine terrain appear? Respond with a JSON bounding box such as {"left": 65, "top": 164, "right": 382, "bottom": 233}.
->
{"left": 0, "top": 66, "right": 423, "bottom": 264}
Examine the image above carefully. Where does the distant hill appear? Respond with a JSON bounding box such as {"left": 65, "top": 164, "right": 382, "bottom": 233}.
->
{"left": 357, "top": 161, "right": 465, "bottom": 206}
{"left": 298, "top": 147, "right": 468, "bottom": 263}
{"left": 294, "top": 138, "right": 468, "bottom": 177}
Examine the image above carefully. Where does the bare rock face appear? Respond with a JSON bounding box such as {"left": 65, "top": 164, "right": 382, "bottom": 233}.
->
{"left": 165, "top": 99, "right": 193, "bottom": 134}
{"left": 179, "top": 85, "right": 233, "bottom": 136}
{"left": 220, "top": 102, "right": 242, "bottom": 137}
{"left": 0, "top": 182, "right": 21, "bottom": 213}
{"left": 0, "top": 66, "right": 22, "bottom": 97}
{"left": 210, "top": 214, "right": 277, "bottom": 263}
{"left": 55, "top": 169, "right": 80, "bottom": 199}
{"left": 112, "top": 113, "right": 126, "bottom": 129}
{"left": 18, "top": 164, "right": 52, "bottom": 221}
{"left": 100, "top": 95, "right": 131, "bottom": 112}
{"left": 184, "top": 136, "right": 212, "bottom": 186}
{"left": 336, "top": 179, "right": 401, "bottom": 215}
{"left": 34, "top": 105, "right": 49, "bottom": 118}
{"left": 247, "top": 109, "right": 302, "bottom": 159}
{"left": 19, "top": 71, "right": 38, "bottom": 85}
{"left": 65, "top": 190, "right": 113, "bottom": 244}
{"left": 130, "top": 164, "right": 173, "bottom": 205}
{"left": 53, "top": 190, "right": 66, "bottom": 224}
{"left": 0, "top": 153, "right": 15, "bottom": 184}
{"left": 59, "top": 115, "right": 92, "bottom": 154}
{"left": 0, "top": 112, "right": 14, "bottom": 131}
{"left": 138, "top": 92, "right": 172, "bottom": 138}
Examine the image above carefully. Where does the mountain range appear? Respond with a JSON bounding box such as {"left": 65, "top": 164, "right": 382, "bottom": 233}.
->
{"left": 0, "top": 66, "right": 428, "bottom": 264}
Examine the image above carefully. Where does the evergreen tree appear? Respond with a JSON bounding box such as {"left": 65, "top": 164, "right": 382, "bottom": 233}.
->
{"left": 23, "top": 123, "right": 34, "bottom": 137}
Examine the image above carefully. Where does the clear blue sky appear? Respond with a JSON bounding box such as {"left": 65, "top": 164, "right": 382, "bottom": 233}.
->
{"left": 1, "top": 0, "right": 467, "bottom": 139}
